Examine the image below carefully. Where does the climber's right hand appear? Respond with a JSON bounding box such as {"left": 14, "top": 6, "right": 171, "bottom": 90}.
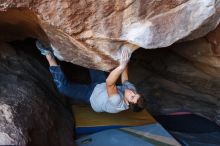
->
{"left": 119, "top": 48, "right": 131, "bottom": 69}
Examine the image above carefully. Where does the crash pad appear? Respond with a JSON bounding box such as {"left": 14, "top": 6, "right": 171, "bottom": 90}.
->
{"left": 76, "top": 123, "right": 181, "bottom": 146}
{"left": 72, "top": 104, "right": 156, "bottom": 135}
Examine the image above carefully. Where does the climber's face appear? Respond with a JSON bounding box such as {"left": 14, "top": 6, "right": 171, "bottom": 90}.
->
{"left": 124, "top": 89, "right": 140, "bottom": 104}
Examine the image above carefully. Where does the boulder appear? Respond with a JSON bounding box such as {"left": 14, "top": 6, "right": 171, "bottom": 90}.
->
{"left": 0, "top": 0, "right": 219, "bottom": 70}
{"left": 0, "top": 43, "right": 74, "bottom": 146}
{"left": 129, "top": 45, "right": 220, "bottom": 126}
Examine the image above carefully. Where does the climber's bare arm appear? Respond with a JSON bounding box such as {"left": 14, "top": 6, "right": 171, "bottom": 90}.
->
{"left": 121, "top": 65, "right": 128, "bottom": 84}
{"left": 106, "top": 66, "right": 125, "bottom": 96}
{"left": 106, "top": 49, "right": 130, "bottom": 97}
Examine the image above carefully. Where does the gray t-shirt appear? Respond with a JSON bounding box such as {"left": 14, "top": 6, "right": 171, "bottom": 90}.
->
{"left": 89, "top": 83, "right": 129, "bottom": 113}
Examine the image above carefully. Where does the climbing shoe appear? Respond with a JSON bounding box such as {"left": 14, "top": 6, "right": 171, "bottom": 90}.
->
{"left": 36, "top": 40, "right": 54, "bottom": 56}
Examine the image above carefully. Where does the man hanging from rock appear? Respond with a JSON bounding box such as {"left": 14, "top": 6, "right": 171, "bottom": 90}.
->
{"left": 36, "top": 41, "right": 145, "bottom": 113}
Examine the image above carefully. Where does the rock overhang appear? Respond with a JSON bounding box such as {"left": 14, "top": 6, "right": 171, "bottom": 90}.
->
{"left": 0, "top": 0, "right": 219, "bottom": 71}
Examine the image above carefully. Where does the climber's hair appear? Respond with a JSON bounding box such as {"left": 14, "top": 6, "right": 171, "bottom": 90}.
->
{"left": 129, "top": 96, "right": 145, "bottom": 112}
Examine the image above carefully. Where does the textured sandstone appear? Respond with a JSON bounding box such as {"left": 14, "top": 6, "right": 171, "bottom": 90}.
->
{"left": 0, "top": 0, "right": 219, "bottom": 70}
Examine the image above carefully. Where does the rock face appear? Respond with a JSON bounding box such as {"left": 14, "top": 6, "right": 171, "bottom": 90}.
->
{"left": 172, "top": 25, "right": 220, "bottom": 77}
{"left": 129, "top": 44, "right": 220, "bottom": 126}
{"left": 0, "top": 0, "right": 219, "bottom": 70}
{"left": 0, "top": 43, "right": 74, "bottom": 146}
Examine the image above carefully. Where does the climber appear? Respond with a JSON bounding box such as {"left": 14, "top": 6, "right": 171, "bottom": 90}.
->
{"left": 36, "top": 41, "right": 145, "bottom": 113}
